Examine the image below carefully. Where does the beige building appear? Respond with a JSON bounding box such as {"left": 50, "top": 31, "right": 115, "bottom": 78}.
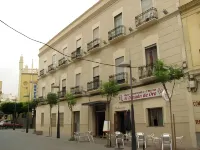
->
{"left": 36, "top": 0, "right": 197, "bottom": 148}
{"left": 18, "top": 56, "right": 38, "bottom": 102}
{"left": 179, "top": 0, "right": 200, "bottom": 147}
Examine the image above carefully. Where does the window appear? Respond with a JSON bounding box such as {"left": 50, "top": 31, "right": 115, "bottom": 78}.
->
{"left": 76, "top": 38, "right": 82, "bottom": 49}
{"left": 145, "top": 44, "right": 158, "bottom": 65}
{"left": 51, "top": 83, "right": 54, "bottom": 93}
{"left": 141, "top": 0, "right": 153, "bottom": 12}
{"left": 93, "top": 66, "right": 99, "bottom": 89}
{"left": 93, "top": 66, "right": 99, "bottom": 78}
{"left": 52, "top": 54, "right": 56, "bottom": 66}
{"left": 42, "top": 87, "right": 45, "bottom": 98}
{"left": 59, "top": 113, "right": 64, "bottom": 127}
{"left": 93, "top": 27, "right": 99, "bottom": 40}
{"left": 51, "top": 113, "right": 56, "bottom": 127}
{"left": 62, "top": 79, "right": 66, "bottom": 92}
{"left": 115, "top": 56, "right": 124, "bottom": 74}
{"left": 76, "top": 73, "right": 81, "bottom": 86}
{"left": 41, "top": 113, "right": 44, "bottom": 127}
{"left": 148, "top": 108, "right": 163, "bottom": 127}
{"left": 114, "top": 13, "right": 122, "bottom": 28}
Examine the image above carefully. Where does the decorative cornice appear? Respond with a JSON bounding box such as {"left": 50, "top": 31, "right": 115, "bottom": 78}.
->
{"left": 179, "top": 0, "right": 200, "bottom": 12}
{"left": 39, "top": 0, "right": 119, "bottom": 54}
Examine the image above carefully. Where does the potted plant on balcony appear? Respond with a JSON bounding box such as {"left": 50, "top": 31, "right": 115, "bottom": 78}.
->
{"left": 101, "top": 80, "right": 120, "bottom": 147}
{"left": 153, "top": 60, "right": 184, "bottom": 150}
{"left": 65, "top": 92, "right": 77, "bottom": 141}
{"left": 47, "top": 93, "right": 58, "bottom": 137}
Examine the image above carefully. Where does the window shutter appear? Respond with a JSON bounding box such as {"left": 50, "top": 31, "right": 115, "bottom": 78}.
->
{"left": 115, "top": 56, "right": 124, "bottom": 74}
{"left": 93, "top": 27, "right": 99, "bottom": 40}
{"left": 76, "top": 73, "right": 81, "bottom": 86}
{"left": 141, "top": 0, "right": 153, "bottom": 12}
{"left": 76, "top": 39, "right": 82, "bottom": 49}
{"left": 114, "top": 13, "right": 122, "bottom": 28}
{"left": 93, "top": 66, "right": 99, "bottom": 77}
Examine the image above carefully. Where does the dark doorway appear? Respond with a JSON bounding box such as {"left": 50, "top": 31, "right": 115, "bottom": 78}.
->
{"left": 95, "top": 104, "right": 106, "bottom": 137}
{"left": 114, "top": 111, "right": 125, "bottom": 134}
{"left": 74, "top": 111, "right": 80, "bottom": 132}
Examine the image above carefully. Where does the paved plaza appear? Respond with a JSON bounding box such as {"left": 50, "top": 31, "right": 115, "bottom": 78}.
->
{"left": 0, "top": 130, "right": 199, "bottom": 150}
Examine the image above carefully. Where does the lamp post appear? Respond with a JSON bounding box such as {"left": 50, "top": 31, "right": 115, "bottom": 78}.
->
{"left": 13, "top": 99, "right": 17, "bottom": 130}
{"left": 118, "top": 60, "right": 137, "bottom": 150}
{"left": 24, "top": 94, "right": 30, "bottom": 133}
{"left": 52, "top": 85, "right": 60, "bottom": 139}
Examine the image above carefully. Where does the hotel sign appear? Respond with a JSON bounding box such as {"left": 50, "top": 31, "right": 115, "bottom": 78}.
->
{"left": 119, "top": 88, "right": 163, "bottom": 102}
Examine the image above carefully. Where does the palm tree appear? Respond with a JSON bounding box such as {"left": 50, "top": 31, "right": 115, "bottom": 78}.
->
{"left": 65, "top": 92, "right": 77, "bottom": 140}
{"left": 47, "top": 93, "right": 58, "bottom": 137}
{"left": 101, "top": 80, "right": 120, "bottom": 147}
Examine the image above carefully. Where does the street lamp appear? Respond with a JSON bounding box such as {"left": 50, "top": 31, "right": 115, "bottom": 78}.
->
{"left": 24, "top": 95, "right": 30, "bottom": 133}
{"left": 13, "top": 99, "right": 17, "bottom": 130}
{"left": 52, "top": 85, "right": 60, "bottom": 139}
{"left": 118, "top": 60, "right": 137, "bottom": 150}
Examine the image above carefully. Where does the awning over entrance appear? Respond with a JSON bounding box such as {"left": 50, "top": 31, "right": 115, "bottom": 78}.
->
{"left": 82, "top": 101, "right": 107, "bottom": 106}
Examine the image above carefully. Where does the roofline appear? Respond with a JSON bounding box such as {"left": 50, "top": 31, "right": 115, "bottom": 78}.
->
{"left": 179, "top": 0, "right": 200, "bottom": 12}
{"left": 39, "top": 0, "right": 102, "bottom": 51}
{"left": 39, "top": 0, "right": 117, "bottom": 54}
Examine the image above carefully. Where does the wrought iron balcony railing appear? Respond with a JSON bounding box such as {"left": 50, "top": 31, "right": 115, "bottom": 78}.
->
{"left": 138, "top": 64, "right": 154, "bottom": 79}
{"left": 87, "top": 77, "right": 101, "bottom": 91}
{"left": 70, "top": 86, "right": 82, "bottom": 95}
{"left": 109, "top": 72, "right": 128, "bottom": 84}
{"left": 58, "top": 57, "right": 66, "bottom": 66}
{"left": 40, "top": 69, "right": 45, "bottom": 76}
{"left": 71, "top": 48, "right": 82, "bottom": 60}
{"left": 48, "top": 64, "right": 55, "bottom": 72}
{"left": 59, "top": 90, "right": 66, "bottom": 98}
{"left": 87, "top": 38, "right": 100, "bottom": 51}
{"left": 135, "top": 7, "right": 158, "bottom": 28}
{"left": 108, "top": 25, "right": 126, "bottom": 41}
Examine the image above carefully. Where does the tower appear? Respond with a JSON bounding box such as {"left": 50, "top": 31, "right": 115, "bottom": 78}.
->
{"left": 18, "top": 55, "right": 23, "bottom": 101}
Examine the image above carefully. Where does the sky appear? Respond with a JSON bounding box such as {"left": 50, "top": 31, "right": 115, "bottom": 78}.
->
{"left": 0, "top": 0, "right": 99, "bottom": 96}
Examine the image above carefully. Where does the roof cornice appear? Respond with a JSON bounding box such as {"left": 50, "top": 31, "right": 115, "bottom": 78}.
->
{"left": 179, "top": 0, "right": 200, "bottom": 12}
{"left": 39, "top": 0, "right": 119, "bottom": 55}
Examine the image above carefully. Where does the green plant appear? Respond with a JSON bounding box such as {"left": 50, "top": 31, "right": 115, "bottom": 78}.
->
{"left": 153, "top": 60, "right": 184, "bottom": 149}
{"left": 101, "top": 80, "right": 120, "bottom": 147}
{"left": 65, "top": 92, "right": 76, "bottom": 138}
{"left": 47, "top": 93, "right": 58, "bottom": 136}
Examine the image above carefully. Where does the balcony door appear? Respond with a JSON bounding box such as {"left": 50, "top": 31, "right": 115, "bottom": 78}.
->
{"left": 62, "top": 79, "right": 66, "bottom": 96}
{"left": 52, "top": 54, "right": 56, "bottom": 67}
{"left": 141, "top": 0, "right": 153, "bottom": 12}
{"left": 76, "top": 38, "right": 82, "bottom": 56}
{"left": 115, "top": 56, "right": 124, "bottom": 83}
{"left": 114, "top": 13, "right": 122, "bottom": 28}
{"left": 76, "top": 73, "right": 81, "bottom": 87}
{"left": 145, "top": 44, "right": 158, "bottom": 65}
{"left": 93, "top": 66, "right": 99, "bottom": 89}
{"left": 93, "top": 27, "right": 99, "bottom": 40}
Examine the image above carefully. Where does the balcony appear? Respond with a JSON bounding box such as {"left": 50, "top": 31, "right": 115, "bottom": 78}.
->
{"left": 70, "top": 86, "right": 83, "bottom": 96}
{"left": 59, "top": 90, "right": 66, "bottom": 100}
{"left": 138, "top": 64, "right": 156, "bottom": 83}
{"left": 87, "top": 38, "right": 101, "bottom": 52}
{"left": 87, "top": 77, "right": 101, "bottom": 94}
{"left": 109, "top": 72, "right": 129, "bottom": 87}
{"left": 108, "top": 25, "right": 126, "bottom": 43}
{"left": 71, "top": 48, "right": 83, "bottom": 61}
{"left": 48, "top": 64, "right": 56, "bottom": 73}
{"left": 135, "top": 7, "right": 158, "bottom": 30}
{"left": 39, "top": 69, "right": 46, "bottom": 77}
{"left": 58, "top": 57, "right": 67, "bottom": 67}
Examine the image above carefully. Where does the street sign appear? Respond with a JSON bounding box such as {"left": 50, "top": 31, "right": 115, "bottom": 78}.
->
{"left": 33, "top": 84, "right": 37, "bottom": 100}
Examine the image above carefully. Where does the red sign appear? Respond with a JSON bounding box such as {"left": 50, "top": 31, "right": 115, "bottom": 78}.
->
{"left": 119, "top": 88, "right": 163, "bottom": 102}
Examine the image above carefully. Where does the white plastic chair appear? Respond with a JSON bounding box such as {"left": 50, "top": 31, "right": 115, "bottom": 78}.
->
{"left": 115, "top": 131, "right": 125, "bottom": 148}
{"left": 146, "top": 133, "right": 154, "bottom": 144}
{"left": 74, "top": 132, "right": 90, "bottom": 142}
{"left": 161, "top": 133, "right": 172, "bottom": 150}
{"left": 87, "top": 131, "right": 94, "bottom": 143}
{"left": 136, "top": 132, "right": 147, "bottom": 148}
{"left": 176, "top": 136, "right": 184, "bottom": 147}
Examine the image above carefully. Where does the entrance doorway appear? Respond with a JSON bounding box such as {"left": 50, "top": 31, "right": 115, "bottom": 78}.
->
{"left": 114, "top": 111, "right": 126, "bottom": 134}
{"left": 95, "top": 105, "right": 106, "bottom": 137}
{"left": 74, "top": 111, "right": 80, "bottom": 132}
